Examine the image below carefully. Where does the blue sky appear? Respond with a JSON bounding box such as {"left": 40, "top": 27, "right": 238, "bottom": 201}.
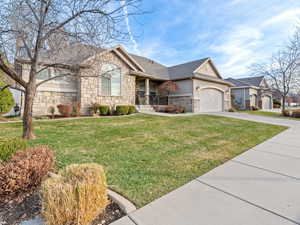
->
{"left": 124, "top": 0, "right": 300, "bottom": 78}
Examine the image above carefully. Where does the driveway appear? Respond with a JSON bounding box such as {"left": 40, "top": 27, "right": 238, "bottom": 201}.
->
{"left": 112, "top": 112, "right": 300, "bottom": 225}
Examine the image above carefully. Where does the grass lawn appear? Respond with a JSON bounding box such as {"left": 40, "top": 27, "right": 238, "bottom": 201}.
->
{"left": 241, "top": 110, "right": 300, "bottom": 120}
{"left": 0, "top": 114, "right": 286, "bottom": 207}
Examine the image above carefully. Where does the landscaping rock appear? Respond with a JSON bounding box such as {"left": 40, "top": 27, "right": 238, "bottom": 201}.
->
{"left": 20, "top": 217, "right": 44, "bottom": 225}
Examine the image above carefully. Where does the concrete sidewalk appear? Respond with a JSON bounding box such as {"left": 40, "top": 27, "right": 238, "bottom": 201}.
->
{"left": 112, "top": 113, "right": 300, "bottom": 225}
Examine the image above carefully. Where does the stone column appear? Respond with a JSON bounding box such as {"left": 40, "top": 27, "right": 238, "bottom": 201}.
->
{"left": 145, "top": 78, "right": 150, "bottom": 105}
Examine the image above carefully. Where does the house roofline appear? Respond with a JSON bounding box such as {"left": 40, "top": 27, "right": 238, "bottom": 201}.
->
{"left": 231, "top": 86, "right": 259, "bottom": 90}
{"left": 192, "top": 75, "right": 234, "bottom": 86}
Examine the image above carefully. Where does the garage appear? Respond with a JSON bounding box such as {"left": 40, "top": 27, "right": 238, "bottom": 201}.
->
{"left": 199, "top": 88, "right": 224, "bottom": 112}
{"left": 262, "top": 95, "right": 272, "bottom": 109}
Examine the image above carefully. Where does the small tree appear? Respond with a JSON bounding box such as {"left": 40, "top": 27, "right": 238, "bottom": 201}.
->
{"left": 251, "top": 29, "right": 300, "bottom": 112}
{"left": 158, "top": 81, "right": 179, "bottom": 105}
{"left": 0, "top": 78, "right": 14, "bottom": 115}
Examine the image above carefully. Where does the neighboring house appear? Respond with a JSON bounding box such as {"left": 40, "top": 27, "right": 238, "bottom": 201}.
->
{"left": 286, "top": 96, "right": 300, "bottom": 107}
{"left": 16, "top": 43, "right": 233, "bottom": 115}
{"left": 225, "top": 76, "right": 273, "bottom": 110}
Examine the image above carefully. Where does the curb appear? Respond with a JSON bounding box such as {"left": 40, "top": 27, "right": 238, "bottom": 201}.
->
{"left": 108, "top": 190, "right": 137, "bottom": 214}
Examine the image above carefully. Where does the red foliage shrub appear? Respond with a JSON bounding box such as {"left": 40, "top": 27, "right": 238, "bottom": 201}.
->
{"left": 292, "top": 109, "right": 300, "bottom": 118}
{"left": 164, "top": 105, "right": 177, "bottom": 113}
{"left": 282, "top": 109, "right": 291, "bottom": 117}
{"left": 0, "top": 146, "right": 54, "bottom": 202}
{"left": 57, "top": 104, "right": 72, "bottom": 117}
{"left": 175, "top": 106, "right": 186, "bottom": 113}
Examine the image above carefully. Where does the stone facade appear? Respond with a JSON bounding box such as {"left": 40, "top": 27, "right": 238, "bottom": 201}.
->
{"left": 168, "top": 96, "right": 193, "bottom": 112}
{"left": 79, "top": 51, "right": 136, "bottom": 115}
{"left": 33, "top": 91, "right": 77, "bottom": 115}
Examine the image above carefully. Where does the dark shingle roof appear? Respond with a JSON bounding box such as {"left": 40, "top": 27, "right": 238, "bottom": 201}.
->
{"left": 129, "top": 55, "right": 209, "bottom": 80}
{"left": 39, "top": 43, "right": 106, "bottom": 65}
{"left": 168, "top": 58, "right": 209, "bottom": 80}
{"left": 225, "top": 76, "right": 264, "bottom": 88}
{"left": 20, "top": 43, "right": 224, "bottom": 81}
{"left": 237, "top": 76, "right": 264, "bottom": 87}
{"left": 129, "top": 54, "right": 170, "bottom": 80}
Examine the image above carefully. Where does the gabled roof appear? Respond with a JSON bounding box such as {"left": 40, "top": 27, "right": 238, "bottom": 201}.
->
{"left": 129, "top": 54, "right": 169, "bottom": 80}
{"left": 225, "top": 76, "right": 265, "bottom": 88}
{"left": 168, "top": 58, "right": 209, "bottom": 80}
{"left": 18, "top": 43, "right": 229, "bottom": 82}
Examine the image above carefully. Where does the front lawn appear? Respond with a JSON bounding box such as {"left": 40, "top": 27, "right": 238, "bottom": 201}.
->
{"left": 241, "top": 110, "right": 300, "bottom": 120}
{"left": 0, "top": 114, "right": 286, "bottom": 207}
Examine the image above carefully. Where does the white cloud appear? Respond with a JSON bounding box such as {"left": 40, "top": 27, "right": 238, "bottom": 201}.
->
{"left": 210, "top": 26, "right": 265, "bottom": 76}
{"left": 262, "top": 8, "right": 300, "bottom": 27}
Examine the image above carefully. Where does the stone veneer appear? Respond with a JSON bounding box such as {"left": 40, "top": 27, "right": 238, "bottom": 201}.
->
{"left": 79, "top": 51, "right": 136, "bottom": 115}
{"left": 168, "top": 96, "right": 193, "bottom": 112}
{"left": 33, "top": 91, "right": 77, "bottom": 115}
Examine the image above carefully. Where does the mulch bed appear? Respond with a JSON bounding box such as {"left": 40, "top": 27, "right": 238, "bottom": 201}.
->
{"left": 0, "top": 191, "right": 125, "bottom": 225}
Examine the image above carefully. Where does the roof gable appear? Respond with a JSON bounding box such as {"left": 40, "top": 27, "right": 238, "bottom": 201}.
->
{"left": 167, "top": 58, "right": 208, "bottom": 80}
{"left": 193, "top": 58, "right": 222, "bottom": 79}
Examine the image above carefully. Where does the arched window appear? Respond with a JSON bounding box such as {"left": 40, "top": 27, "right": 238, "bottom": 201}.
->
{"left": 100, "top": 64, "right": 121, "bottom": 96}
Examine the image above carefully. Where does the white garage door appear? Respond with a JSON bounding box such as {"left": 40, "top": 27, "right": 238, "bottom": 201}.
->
{"left": 199, "top": 88, "right": 224, "bottom": 112}
{"left": 262, "top": 96, "right": 272, "bottom": 109}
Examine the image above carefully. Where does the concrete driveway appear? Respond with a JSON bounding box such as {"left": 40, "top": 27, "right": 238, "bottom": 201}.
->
{"left": 112, "top": 112, "right": 300, "bottom": 225}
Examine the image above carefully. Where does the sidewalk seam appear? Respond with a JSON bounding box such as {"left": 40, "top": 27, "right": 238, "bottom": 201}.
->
{"left": 254, "top": 149, "right": 300, "bottom": 161}
{"left": 196, "top": 179, "right": 300, "bottom": 225}
{"left": 231, "top": 160, "right": 300, "bottom": 181}
{"left": 128, "top": 215, "right": 139, "bottom": 225}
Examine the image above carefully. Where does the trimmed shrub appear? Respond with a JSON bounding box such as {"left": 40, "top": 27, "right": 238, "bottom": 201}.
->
{"left": 228, "top": 108, "right": 236, "bottom": 112}
{"left": 116, "top": 105, "right": 129, "bottom": 115}
{"left": 128, "top": 105, "right": 136, "bottom": 114}
{"left": 273, "top": 99, "right": 281, "bottom": 106}
{"left": 175, "top": 106, "right": 185, "bottom": 113}
{"left": 273, "top": 104, "right": 281, "bottom": 109}
{"left": 0, "top": 79, "right": 14, "bottom": 115}
{"left": 0, "top": 146, "right": 54, "bottom": 202}
{"left": 251, "top": 106, "right": 259, "bottom": 111}
{"left": 48, "top": 106, "right": 55, "bottom": 119}
{"left": 0, "top": 137, "right": 27, "bottom": 162}
{"left": 292, "top": 109, "right": 300, "bottom": 118}
{"left": 57, "top": 104, "right": 72, "bottom": 117}
{"left": 98, "top": 105, "right": 110, "bottom": 116}
{"left": 42, "top": 163, "right": 108, "bottom": 225}
{"left": 72, "top": 102, "right": 81, "bottom": 117}
{"left": 282, "top": 109, "right": 291, "bottom": 117}
{"left": 164, "top": 105, "right": 177, "bottom": 113}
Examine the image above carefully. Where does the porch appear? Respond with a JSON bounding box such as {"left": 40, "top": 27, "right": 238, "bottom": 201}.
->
{"left": 135, "top": 78, "right": 168, "bottom": 106}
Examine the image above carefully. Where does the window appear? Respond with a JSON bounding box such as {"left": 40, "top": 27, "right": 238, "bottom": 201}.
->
{"left": 100, "top": 64, "right": 121, "bottom": 96}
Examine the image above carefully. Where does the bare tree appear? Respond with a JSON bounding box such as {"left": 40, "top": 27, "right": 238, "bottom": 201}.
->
{"left": 251, "top": 29, "right": 300, "bottom": 112}
{"left": 0, "top": 0, "right": 142, "bottom": 139}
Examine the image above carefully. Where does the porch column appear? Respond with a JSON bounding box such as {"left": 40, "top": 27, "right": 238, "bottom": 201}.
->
{"left": 145, "top": 78, "right": 150, "bottom": 105}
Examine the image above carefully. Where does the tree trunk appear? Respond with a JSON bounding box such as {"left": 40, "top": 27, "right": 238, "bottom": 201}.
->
{"left": 22, "top": 84, "right": 36, "bottom": 139}
{"left": 282, "top": 95, "right": 286, "bottom": 112}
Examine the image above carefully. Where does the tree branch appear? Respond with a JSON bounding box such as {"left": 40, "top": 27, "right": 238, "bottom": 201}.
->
{"left": 42, "top": 9, "right": 109, "bottom": 42}
{"left": 0, "top": 54, "right": 27, "bottom": 87}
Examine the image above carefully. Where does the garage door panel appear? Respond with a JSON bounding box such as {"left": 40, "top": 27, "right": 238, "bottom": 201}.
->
{"left": 262, "top": 96, "right": 272, "bottom": 109}
{"left": 199, "top": 88, "right": 224, "bottom": 112}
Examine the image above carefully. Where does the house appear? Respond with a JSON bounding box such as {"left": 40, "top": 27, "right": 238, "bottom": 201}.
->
{"left": 16, "top": 43, "right": 233, "bottom": 115}
{"left": 0, "top": 69, "right": 23, "bottom": 116}
{"left": 225, "top": 76, "right": 273, "bottom": 110}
